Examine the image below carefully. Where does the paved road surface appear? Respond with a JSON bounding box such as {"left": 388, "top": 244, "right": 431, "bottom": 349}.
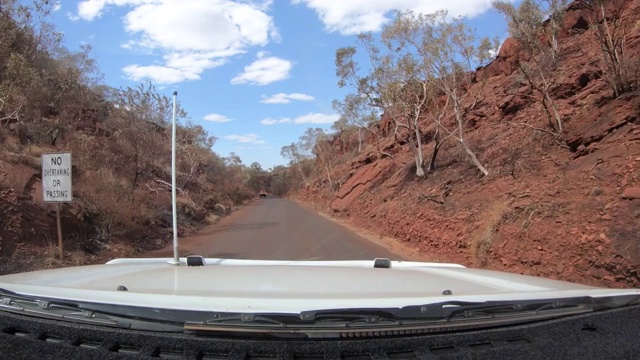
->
{"left": 152, "top": 197, "right": 401, "bottom": 260}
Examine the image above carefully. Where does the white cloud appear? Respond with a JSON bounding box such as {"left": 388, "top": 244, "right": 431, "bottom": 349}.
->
{"left": 122, "top": 64, "right": 200, "bottom": 84}
{"left": 164, "top": 53, "right": 227, "bottom": 74}
{"left": 225, "top": 133, "right": 266, "bottom": 144}
{"left": 203, "top": 114, "right": 232, "bottom": 123}
{"left": 66, "top": 12, "right": 80, "bottom": 21}
{"left": 231, "top": 54, "right": 292, "bottom": 86}
{"left": 235, "top": 145, "right": 273, "bottom": 150}
{"left": 260, "top": 93, "right": 314, "bottom": 104}
{"left": 260, "top": 113, "right": 339, "bottom": 125}
{"left": 291, "top": 0, "right": 496, "bottom": 35}
{"left": 260, "top": 117, "right": 291, "bottom": 125}
{"left": 53, "top": 1, "right": 62, "bottom": 11}
{"left": 293, "top": 113, "right": 340, "bottom": 124}
{"left": 76, "top": 0, "right": 278, "bottom": 83}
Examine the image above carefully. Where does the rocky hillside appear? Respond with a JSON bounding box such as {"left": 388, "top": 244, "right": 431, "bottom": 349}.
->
{"left": 294, "top": 0, "right": 640, "bottom": 288}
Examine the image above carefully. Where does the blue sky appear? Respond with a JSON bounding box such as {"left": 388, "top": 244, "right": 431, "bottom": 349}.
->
{"left": 49, "top": 0, "right": 509, "bottom": 170}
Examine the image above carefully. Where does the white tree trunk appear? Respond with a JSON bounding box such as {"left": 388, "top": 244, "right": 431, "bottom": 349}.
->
{"left": 414, "top": 123, "right": 423, "bottom": 166}
{"left": 408, "top": 135, "right": 425, "bottom": 177}
{"left": 460, "top": 139, "right": 488, "bottom": 176}
{"left": 453, "top": 96, "right": 489, "bottom": 177}
{"left": 415, "top": 154, "right": 425, "bottom": 177}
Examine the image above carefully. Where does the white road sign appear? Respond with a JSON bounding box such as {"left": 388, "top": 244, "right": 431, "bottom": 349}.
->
{"left": 42, "top": 152, "right": 72, "bottom": 202}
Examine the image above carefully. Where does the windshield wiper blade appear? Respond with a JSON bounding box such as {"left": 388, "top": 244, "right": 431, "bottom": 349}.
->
{"left": 300, "top": 297, "right": 602, "bottom": 323}
{"left": 3, "top": 285, "right": 638, "bottom": 337}
{"left": 0, "top": 293, "right": 182, "bottom": 332}
{"left": 198, "top": 314, "right": 287, "bottom": 327}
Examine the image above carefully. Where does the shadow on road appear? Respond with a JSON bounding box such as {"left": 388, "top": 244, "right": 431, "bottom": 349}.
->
{"left": 243, "top": 197, "right": 278, "bottom": 206}
{"left": 215, "top": 222, "right": 278, "bottom": 233}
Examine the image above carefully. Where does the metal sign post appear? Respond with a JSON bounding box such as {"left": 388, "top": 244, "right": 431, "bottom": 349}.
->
{"left": 42, "top": 152, "right": 72, "bottom": 260}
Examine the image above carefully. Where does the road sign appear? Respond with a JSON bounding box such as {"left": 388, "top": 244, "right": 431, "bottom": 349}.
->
{"left": 42, "top": 152, "right": 72, "bottom": 203}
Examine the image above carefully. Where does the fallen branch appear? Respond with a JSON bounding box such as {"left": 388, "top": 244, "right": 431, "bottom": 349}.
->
{"left": 417, "top": 193, "right": 444, "bottom": 205}
{"left": 522, "top": 208, "right": 537, "bottom": 233}
{"left": 589, "top": 158, "right": 604, "bottom": 171}
{"left": 417, "top": 182, "right": 452, "bottom": 205}
{"left": 513, "top": 192, "right": 531, "bottom": 199}
{"left": 154, "top": 179, "right": 184, "bottom": 194}
{"left": 378, "top": 150, "right": 395, "bottom": 160}
{"left": 507, "top": 121, "right": 558, "bottom": 136}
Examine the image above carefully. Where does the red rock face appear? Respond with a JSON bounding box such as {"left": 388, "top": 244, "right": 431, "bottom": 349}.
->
{"left": 299, "top": 0, "right": 640, "bottom": 288}
{"left": 483, "top": 37, "right": 530, "bottom": 78}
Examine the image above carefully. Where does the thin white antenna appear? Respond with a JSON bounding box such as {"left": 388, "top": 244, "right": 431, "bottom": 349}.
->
{"left": 169, "top": 91, "right": 179, "bottom": 265}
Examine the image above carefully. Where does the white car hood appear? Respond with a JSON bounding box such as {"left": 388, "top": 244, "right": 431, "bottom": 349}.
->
{"left": 0, "top": 258, "right": 638, "bottom": 313}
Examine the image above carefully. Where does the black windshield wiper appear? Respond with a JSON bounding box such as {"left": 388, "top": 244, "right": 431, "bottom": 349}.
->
{"left": 0, "top": 291, "right": 182, "bottom": 332}
{"left": 302, "top": 294, "right": 640, "bottom": 323}
{"left": 298, "top": 299, "right": 586, "bottom": 323}
{"left": 185, "top": 298, "right": 600, "bottom": 339}
{"left": 2, "top": 286, "right": 638, "bottom": 338}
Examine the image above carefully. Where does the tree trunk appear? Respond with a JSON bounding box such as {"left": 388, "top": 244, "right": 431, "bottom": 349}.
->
{"left": 428, "top": 129, "right": 441, "bottom": 171}
{"left": 325, "top": 164, "right": 334, "bottom": 190}
{"left": 543, "top": 91, "right": 562, "bottom": 134}
{"left": 460, "top": 139, "right": 489, "bottom": 177}
{"left": 539, "top": 69, "right": 562, "bottom": 134}
{"left": 409, "top": 137, "right": 425, "bottom": 177}
{"left": 414, "top": 153, "right": 425, "bottom": 177}
{"left": 406, "top": 129, "right": 425, "bottom": 177}
{"left": 453, "top": 97, "right": 488, "bottom": 176}
{"left": 298, "top": 166, "right": 308, "bottom": 187}
{"left": 413, "top": 122, "right": 423, "bottom": 167}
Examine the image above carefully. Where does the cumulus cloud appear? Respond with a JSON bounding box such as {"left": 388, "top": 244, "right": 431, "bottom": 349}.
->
{"left": 291, "top": 0, "right": 496, "bottom": 35}
{"left": 235, "top": 146, "right": 273, "bottom": 150}
{"left": 293, "top": 112, "right": 340, "bottom": 124}
{"left": 231, "top": 53, "right": 292, "bottom": 86}
{"left": 224, "top": 133, "right": 266, "bottom": 144}
{"left": 66, "top": 12, "right": 80, "bottom": 21}
{"left": 260, "top": 117, "right": 291, "bottom": 125}
{"left": 122, "top": 65, "right": 200, "bottom": 84}
{"left": 76, "top": 0, "right": 278, "bottom": 83}
{"left": 260, "top": 93, "right": 314, "bottom": 104}
{"left": 203, "top": 114, "right": 232, "bottom": 123}
{"left": 260, "top": 113, "right": 339, "bottom": 125}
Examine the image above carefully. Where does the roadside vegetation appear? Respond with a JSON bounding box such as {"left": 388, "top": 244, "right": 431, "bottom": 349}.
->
{"left": 281, "top": 0, "right": 636, "bottom": 190}
{"left": 0, "top": 1, "right": 270, "bottom": 273}
{"left": 279, "top": 0, "right": 640, "bottom": 287}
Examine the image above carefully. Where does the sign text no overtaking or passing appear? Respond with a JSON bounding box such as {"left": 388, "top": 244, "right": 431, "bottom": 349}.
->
{"left": 42, "top": 153, "right": 72, "bottom": 202}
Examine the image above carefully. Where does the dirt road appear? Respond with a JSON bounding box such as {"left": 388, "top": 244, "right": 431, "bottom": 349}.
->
{"left": 150, "top": 197, "right": 405, "bottom": 260}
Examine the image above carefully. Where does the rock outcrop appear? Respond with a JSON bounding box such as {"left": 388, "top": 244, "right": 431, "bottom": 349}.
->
{"left": 297, "top": 0, "right": 640, "bottom": 288}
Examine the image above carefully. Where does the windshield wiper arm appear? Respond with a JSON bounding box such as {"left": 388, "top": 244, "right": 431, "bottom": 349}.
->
{"left": 300, "top": 297, "right": 606, "bottom": 323}
{"left": 0, "top": 292, "right": 182, "bottom": 332}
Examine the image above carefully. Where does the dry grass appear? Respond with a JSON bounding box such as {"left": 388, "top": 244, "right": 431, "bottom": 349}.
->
{"left": 469, "top": 199, "right": 511, "bottom": 267}
{"left": 18, "top": 153, "right": 41, "bottom": 170}
{"left": 205, "top": 214, "right": 220, "bottom": 225}
{"left": 75, "top": 169, "right": 130, "bottom": 239}
{"left": 26, "top": 144, "right": 47, "bottom": 158}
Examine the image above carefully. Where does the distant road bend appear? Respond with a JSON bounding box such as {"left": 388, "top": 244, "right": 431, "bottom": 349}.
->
{"left": 153, "top": 197, "right": 400, "bottom": 261}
